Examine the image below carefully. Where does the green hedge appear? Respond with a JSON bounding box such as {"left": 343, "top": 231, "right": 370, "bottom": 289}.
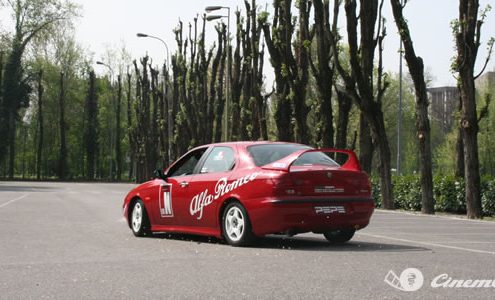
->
{"left": 372, "top": 175, "right": 495, "bottom": 217}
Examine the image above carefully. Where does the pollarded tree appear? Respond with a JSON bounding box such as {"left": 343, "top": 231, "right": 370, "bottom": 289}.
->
{"left": 390, "top": 0, "right": 434, "bottom": 214}
{"left": 235, "top": 0, "right": 267, "bottom": 141}
{"left": 452, "top": 1, "right": 494, "bottom": 218}
{"left": 261, "top": 0, "right": 312, "bottom": 143}
{"left": 261, "top": 0, "right": 295, "bottom": 142}
{"left": 310, "top": 0, "right": 336, "bottom": 148}
{"left": 331, "top": 0, "right": 394, "bottom": 208}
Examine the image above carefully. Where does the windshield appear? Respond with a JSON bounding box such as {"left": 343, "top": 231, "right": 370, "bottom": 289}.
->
{"left": 247, "top": 144, "right": 340, "bottom": 167}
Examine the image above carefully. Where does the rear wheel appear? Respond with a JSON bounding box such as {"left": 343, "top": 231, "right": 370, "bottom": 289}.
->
{"left": 323, "top": 229, "right": 355, "bottom": 244}
{"left": 131, "top": 200, "right": 151, "bottom": 237}
{"left": 222, "top": 202, "right": 255, "bottom": 246}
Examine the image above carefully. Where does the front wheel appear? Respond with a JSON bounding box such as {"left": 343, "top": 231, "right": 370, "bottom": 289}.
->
{"left": 222, "top": 202, "right": 255, "bottom": 246}
{"left": 323, "top": 229, "right": 355, "bottom": 244}
{"left": 131, "top": 200, "right": 151, "bottom": 237}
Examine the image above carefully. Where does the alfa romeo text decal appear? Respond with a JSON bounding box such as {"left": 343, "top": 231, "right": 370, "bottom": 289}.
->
{"left": 190, "top": 172, "right": 259, "bottom": 219}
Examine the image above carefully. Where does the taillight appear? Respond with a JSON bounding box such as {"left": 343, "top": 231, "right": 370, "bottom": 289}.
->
{"left": 270, "top": 173, "right": 297, "bottom": 196}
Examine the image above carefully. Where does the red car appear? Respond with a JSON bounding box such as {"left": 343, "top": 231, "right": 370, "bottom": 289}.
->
{"left": 123, "top": 142, "right": 374, "bottom": 246}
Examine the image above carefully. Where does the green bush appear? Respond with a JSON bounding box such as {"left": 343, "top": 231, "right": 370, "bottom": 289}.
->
{"left": 433, "top": 175, "right": 466, "bottom": 214}
{"left": 370, "top": 174, "right": 495, "bottom": 216}
{"left": 482, "top": 178, "right": 495, "bottom": 216}
{"left": 371, "top": 176, "right": 381, "bottom": 208}
{"left": 393, "top": 175, "right": 422, "bottom": 211}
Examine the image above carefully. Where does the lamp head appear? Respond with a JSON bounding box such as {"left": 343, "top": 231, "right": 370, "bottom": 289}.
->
{"left": 205, "top": 6, "right": 223, "bottom": 12}
{"left": 206, "top": 15, "right": 223, "bottom": 21}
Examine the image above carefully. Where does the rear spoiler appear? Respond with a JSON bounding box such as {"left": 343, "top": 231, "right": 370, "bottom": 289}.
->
{"left": 261, "top": 148, "right": 362, "bottom": 172}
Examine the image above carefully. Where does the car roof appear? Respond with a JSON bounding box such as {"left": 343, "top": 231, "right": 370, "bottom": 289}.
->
{"left": 192, "top": 141, "right": 305, "bottom": 150}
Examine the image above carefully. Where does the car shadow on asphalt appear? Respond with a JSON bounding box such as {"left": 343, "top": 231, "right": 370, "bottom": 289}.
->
{"left": 149, "top": 233, "right": 429, "bottom": 253}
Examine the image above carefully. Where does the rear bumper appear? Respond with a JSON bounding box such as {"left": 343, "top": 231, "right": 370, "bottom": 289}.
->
{"left": 245, "top": 197, "right": 374, "bottom": 236}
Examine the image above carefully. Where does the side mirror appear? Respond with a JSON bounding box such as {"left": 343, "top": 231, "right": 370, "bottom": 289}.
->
{"left": 153, "top": 169, "right": 167, "bottom": 181}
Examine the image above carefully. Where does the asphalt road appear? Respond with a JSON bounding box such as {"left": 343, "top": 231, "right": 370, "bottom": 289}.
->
{"left": 1, "top": 181, "right": 494, "bottom": 299}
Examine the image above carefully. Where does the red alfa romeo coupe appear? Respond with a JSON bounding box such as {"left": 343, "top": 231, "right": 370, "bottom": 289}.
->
{"left": 123, "top": 142, "right": 374, "bottom": 246}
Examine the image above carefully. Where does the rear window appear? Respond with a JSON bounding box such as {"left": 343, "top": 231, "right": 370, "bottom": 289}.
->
{"left": 247, "top": 144, "right": 339, "bottom": 167}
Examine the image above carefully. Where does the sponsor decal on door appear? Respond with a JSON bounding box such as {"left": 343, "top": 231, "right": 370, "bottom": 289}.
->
{"left": 159, "top": 184, "right": 174, "bottom": 217}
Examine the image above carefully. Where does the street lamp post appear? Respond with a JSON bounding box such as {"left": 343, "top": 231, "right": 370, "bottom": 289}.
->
{"left": 397, "top": 41, "right": 403, "bottom": 175}
{"left": 397, "top": 0, "right": 405, "bottom": 175}
{"left": 136, "top": 33, "right": 170, "bottom": 71}
{"left": 96, "top": 61, "right": 116, "bottom": 180}
{"left": 205, "top": 6, "right": 231, "bottom": 141}
{"left": 137, "top": 33, "right": 172, "bottom": 164}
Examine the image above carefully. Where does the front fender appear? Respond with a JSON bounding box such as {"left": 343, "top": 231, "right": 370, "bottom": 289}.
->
{"left": 123, "top": 180, "right": 160, "bottom": 225}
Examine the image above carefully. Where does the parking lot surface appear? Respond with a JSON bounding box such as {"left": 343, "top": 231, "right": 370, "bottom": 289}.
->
{"left": 1, "top": 181, "right": 494, "bottom": 299}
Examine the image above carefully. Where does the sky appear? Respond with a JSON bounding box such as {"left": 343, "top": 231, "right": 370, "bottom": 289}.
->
{"left": 5, "top": 0, "right": 495, "bottom": 87}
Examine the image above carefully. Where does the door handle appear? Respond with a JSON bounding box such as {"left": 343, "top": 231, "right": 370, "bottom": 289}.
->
{"left": 180, "top": 181, "right": 189, "bottom": 188}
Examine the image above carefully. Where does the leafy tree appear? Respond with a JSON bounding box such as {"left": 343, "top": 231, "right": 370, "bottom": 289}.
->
{"left": 0, "top": 0, "right": 78, "bottom": 177}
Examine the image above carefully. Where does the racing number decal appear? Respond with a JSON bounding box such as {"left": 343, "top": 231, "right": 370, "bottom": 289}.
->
{"left": 159, "top": 184, "right": 173, "bottom": 217}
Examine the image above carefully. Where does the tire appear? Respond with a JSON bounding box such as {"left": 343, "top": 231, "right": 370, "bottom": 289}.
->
{"left": 222, "top": 202, "right": 255, "bottom": 246}
{"left": 130, "top": 200, "right": 151, "bottom": 237}
{"left": 323, "top": 229, "right": 355, "bottom": 244}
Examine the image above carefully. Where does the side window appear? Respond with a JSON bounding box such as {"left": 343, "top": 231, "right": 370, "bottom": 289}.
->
{"left": 199, "top": 147, "right": 235, "bottom": 174}
{"left": 168, "top": 148, "right": 207, "bottom": 177}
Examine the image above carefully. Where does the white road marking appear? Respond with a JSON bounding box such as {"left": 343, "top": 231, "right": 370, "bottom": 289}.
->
{"left": 358, "top": 232, "right": 495, "bottom": 255}
{"left": 0, "top": 193, "right": 30, "bottom": 209}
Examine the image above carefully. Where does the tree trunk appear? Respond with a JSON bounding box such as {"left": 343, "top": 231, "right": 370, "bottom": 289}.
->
{"left": 454, "top": 0, "right": 483, "bottom": 218}
{"left": 359, "top": 114, "right": 373, "bottom": 174}
{"left": 335, "top": 89, "right": 352, "bottom": 162}
{"left": 150, "top": 67, "right": 159, "bottom": 176}
{"left": 311, "top": 0, "right": 335, "bottom": 148}
{"left": 209, "top": 24, "right": 225, "bottom": 143}
{"left": 461, "top": 74, "right": 482, "bottom": 218}
{"left": 417, "top": 96, "right": 435, "bottom": 214}
{"left": 214, "top": 26, "right": 227, "bottom": 143}
{"left": 231, "top": 11, "right": 243, "bottom": 141}
{"left": 58, "top": 72, "right": 68, "bottom": 180}
{"left": 116, "top": 75, "right": 122, "bottom": 181}
{"left": 126, "top": 71, "right": 135, "bottom": 180}
{"left": 8, "top": 111, "right": 15, "bottom": 179}
{"left": 455, "top": 89, "right": 464, "bottom": 177}
{"left": 160, "top": 64, "right": 169, "bottom": 166}
{"left": 84, "top": 71, "right": 98, "bottom": 180}
{"left": 455, "top": 127, "right": 465, "bottom": 177}
{"left": 390, "top": 0, "right": 434, "bottom": 214}
{"left": 292, "top": 0, "right": 311, "bottom": 145}
{"left": 36, "top": 69, "right": 43, "bottom": 180}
